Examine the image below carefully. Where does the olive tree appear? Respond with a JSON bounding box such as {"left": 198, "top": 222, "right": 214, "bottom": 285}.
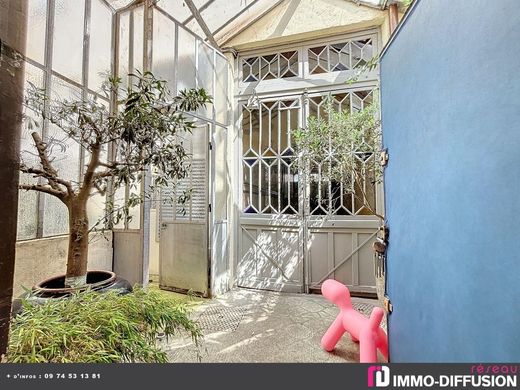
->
{"left": 20, "top": 72, "right": 211, "bottom": 287}
{"left": 293, "top": 98, "right": 383, "bottom": 220}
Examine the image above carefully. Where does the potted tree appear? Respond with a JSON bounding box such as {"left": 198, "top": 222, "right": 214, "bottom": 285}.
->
{"left": 20, "top": 72, "right": 211, "bottom": 294}
{"left": 293, "top": 98, "right": 387, "bottom": 305}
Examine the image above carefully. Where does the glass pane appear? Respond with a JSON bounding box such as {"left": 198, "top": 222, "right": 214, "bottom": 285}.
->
{"left": 242, "top": 161, "right": 252, "bottom": 212}
{"left": 197, "top": 0, "right": 250, "bottom": 31}
{"left": 128, "top": 179, "right": 141, "bottom": 229}
{"left": 85, "top": 95, "right": 109, "bottom": 229}
{"left": 251, "top": 162, "right": 260, "bottom": 212}
{"left": 85, "top": 178, "right": 107, "bottom": 229}
{"left": 214, "top": 126, "right": 228, "bottom": 220}
{"left": 215, "top": 54, "right": 229, "bottom": 124}
{"left": 132, "top": 6, "right": 144, "bottom": 74}
{"left": 53, "top": 0, "right": 85, "bottom": 83}
{"left": 260, "top": 54, "right": 276, "bottom": 80}
{"left": 152, "top": 8, "right": 175, "bottom": 89}
{"left": 242, "top": 109, "right": 250, "bottom": 154}
{"left": 44, "top": 76, "right": 81, "bottom": 236}
{"left": 351, "top": 38, "right": 373, "bottom": 68}
{"left": 26, "top": 0, "right": 47, "bottom": 64}
{"left": 49, "top": 76, "right": 82, "bottom": 183}
{"left": 177, "top": 27, "right": 196, "bottom": 91}
{"left": 279, "top": 51, "right": 298, "bottom": 78}
{"left": 308, "top": 46, "right": 327, "bottom": 74}
{"left": 118, "top": 12, "right": 130, "bottom": 88}
{"left": 280, "top": 160, "right": 298, "bottom": 214}
{"left": 242, "top": 57, "right": 259, "bottom": 82}
{"left": 270, "top": 104, "right": 279, "bottom": 153}
{"left": 17, "top": 62, "right": 45, "bottom": 240}
{"left": 113, "top": 185, "right": 126, "bottom": 229}
{"left": 196, "top": 40, "right": 214, "bottom": 120}
{"left": 156, "top": 0, "right": 194, "bottom": 22}
{"left": 20, "top": 63, "right": 45, "bottom": 166}
{"left": 89, "top": 0, "right": 112, "bottom": 92}
{"left": 42, "top": 194, "right": 68, "bottom": 236}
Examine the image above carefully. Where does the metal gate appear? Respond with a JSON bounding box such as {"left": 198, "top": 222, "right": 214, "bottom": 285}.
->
{"left": 159, "top": 125, "right": 210, "bottom": 296}
{"left": 237, "top": 91, "right": 379, "bottom": 294}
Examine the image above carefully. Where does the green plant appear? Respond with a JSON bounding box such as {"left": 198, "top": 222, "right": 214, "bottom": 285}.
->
{"left": 7, "top": 287, "right": 202, "bottom": 363}
{"left": 293, "top": 99, "right": 383, "bottom": 219}
{"left": 21, "top": 72, "right": 211, "bottom": 287}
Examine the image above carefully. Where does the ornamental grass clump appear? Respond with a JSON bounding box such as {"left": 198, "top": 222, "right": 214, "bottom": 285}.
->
{"left": 7, "top": 288, "right": 201, "bottom": 363}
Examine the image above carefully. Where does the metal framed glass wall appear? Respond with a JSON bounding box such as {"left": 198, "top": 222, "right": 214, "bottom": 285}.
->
{"left": 18, "top": 0, "right": 114, "bottom": 240}
{"left": 116, "top": 2, "right": 231, "bottom": 232}
{"left": 17, "top": 0, "right": 231, "bottom": 241}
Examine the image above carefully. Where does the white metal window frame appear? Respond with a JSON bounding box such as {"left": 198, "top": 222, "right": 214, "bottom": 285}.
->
{"left": 113, "top": 3, "right": 232, "bottom": 233}
{"left": 237, "top": 83, "right": 383, "bottom": 225}
{"left": 240, "top": 96, "right": 302, "bottom": 216}
{"left": 18, "top": 0, "right": 115, "bottom": 241}
{"left": 152, "top": 5, "right": 231, "bottom": 128}
{"left": 234, "top": 29, "right": 384, "bottom": 225}
{"left": 236, "top": 28, "right": 380, "bottom": 99}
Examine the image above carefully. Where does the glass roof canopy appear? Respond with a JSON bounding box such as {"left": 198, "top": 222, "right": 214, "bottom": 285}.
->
{"left": 103, "top": 0, "right": 281, "bottom": 47}
{"left": 105, "top": 0, "right": 405, "bottom": 48}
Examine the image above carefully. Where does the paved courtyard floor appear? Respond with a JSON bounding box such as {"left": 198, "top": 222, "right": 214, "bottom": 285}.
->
{"left": 164, "top": 288, "right": 387, "bottom": 363}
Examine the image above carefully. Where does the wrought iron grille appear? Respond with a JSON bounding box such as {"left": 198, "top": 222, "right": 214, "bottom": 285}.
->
{"left": 242, "top": 99, "right": 300, "bottom": 214}
{"left": 308, "top": 38, "right": 374, "bottom": 74}
{"left": 308, "top": 90, "right": 377, "bottom": 216}
{"left": 241, "top": 51, "right": 299, "bottom": 82}
{"left": 241, "top": 89, "right": 377, "bottom": 217}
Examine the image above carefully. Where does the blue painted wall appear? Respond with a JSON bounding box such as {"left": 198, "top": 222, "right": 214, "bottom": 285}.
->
{"left": 381, "top": 0, "right": 520, "bottom": 362}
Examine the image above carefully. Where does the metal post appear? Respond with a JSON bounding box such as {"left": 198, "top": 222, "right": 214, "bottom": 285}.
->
{"left": 141, "top": 0, "right": 154, "bottom": 286}
{"left": 0, "top": 0, "right": 28, "bottom": 360}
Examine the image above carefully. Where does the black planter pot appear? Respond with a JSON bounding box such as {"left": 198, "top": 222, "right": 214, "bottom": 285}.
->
{"left": 12, "top": 270, "right": 132, "bottom": 315}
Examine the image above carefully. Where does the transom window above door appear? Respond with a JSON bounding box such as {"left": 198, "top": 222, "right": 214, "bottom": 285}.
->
{"left": 242, "top": 51, "right": 299, "bottom": 82}
{"left": 239, "top": 32, "right": 377, "bottom": 84}
{"left": 308, "top": 38, "right": 374, "bottom": 74}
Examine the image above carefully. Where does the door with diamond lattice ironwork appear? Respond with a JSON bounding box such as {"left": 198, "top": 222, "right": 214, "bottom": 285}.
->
{"left": 238, "top": 97, "right": 304, "bottom": 292}
{"left": 237, "top": 32, "right": 381, "bottom": 294}
{"left": 237, "top": 90, "right": 380, "bottom": 293}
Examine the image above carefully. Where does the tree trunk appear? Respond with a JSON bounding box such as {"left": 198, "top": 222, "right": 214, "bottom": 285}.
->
{"left": 0, "top": 0, "right": 28, "bottom": 360}
{"left": 65, "top": 198, "right": 89, "bottom": 287}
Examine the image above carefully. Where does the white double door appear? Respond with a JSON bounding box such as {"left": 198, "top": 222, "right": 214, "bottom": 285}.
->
{"left": 237, "top": 90, "right": 379, "bottom": 294}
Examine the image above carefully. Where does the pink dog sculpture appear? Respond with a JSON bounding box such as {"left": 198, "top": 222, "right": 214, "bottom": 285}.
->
{"left": 321, "top": 279, "right": 388, "bottom": 363}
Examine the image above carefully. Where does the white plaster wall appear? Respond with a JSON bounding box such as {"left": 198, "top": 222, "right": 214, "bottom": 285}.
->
{"left": 148, "top": 209, "right": 160, "bottom": 281}
{"left": 13, "top": 232, "right": 113, "bottom": 297}
{"left": 223, "top": 0, "right": 389, "bottom": 51}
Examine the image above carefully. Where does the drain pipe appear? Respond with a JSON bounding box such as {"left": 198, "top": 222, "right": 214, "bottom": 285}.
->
{"left": 0, "top": 0, "right": 28, "bottom": 360}
{"left": 388, "top": 2, "right": 399, "bottom": 34}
